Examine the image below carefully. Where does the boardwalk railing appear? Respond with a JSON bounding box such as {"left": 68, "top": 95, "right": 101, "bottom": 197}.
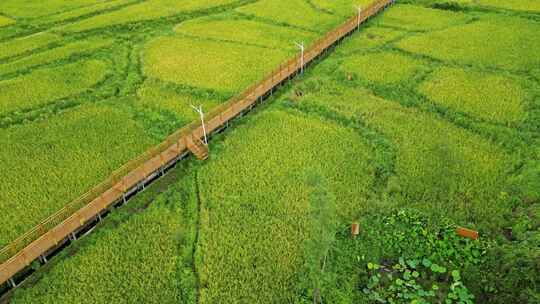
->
{"left": 0, "top": 0, "right": 394, "bottom": 287}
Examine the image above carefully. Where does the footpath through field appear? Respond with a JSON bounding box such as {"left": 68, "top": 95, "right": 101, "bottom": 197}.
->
{"left": 0, "top": 0, "right": 394, "bottom": 289}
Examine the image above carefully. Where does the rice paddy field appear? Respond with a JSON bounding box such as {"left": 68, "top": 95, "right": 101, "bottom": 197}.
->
{"left": 1, "top": 0, "right": 539, "bottom": 303}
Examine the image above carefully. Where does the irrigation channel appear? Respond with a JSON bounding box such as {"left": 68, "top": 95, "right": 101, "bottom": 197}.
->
{"left": 0, "top": 0, "right": 395, "bottom": 296}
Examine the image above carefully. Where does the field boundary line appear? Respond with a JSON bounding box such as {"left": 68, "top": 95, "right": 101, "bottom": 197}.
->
{"left": 0, "top": 0, "right": 395, "bottom": 291}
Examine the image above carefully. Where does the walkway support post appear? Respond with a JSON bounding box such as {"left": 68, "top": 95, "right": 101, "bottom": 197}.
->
{"left": 356, "top": 6, "right": 362, "bottom": 30}
{"left": 295, "top": 42, "right": 305, "bottom": 74}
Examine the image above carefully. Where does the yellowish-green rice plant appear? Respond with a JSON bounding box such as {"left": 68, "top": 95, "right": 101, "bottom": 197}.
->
{"left": 197, "top": 108, "right": 376, "bottom": 303}
{"left": 0, "top": 103, "right": 156, "bottom": 248}
{"left": 294, "top": 84, "right": 510, "bottom": 229}
{"left": 374, "top": 4, "right": 471, "bottom": 31}
{"left": 33, "top": 0, "right": 137, "bottom": 25}
{"left": 0, "top": 60, "right": 109, "bottom": 115}
{"left": 339, "top": 50, "right": 427, "bottom": 84}
{"left": 136, "top": 78, "right": 223, "bottom": 122}
{"left": 419, "top": 67, "right": 527, "bottom": 125}
{"left": 335, "top": 26, "right": 406, "bottom": 55}
{"left": 59, "top": 0, "right": 237, "bottom": 32}
{"left": 312, "top": 0, "right": 375, "bottom": 16}
{"left": 0, "top": 0, "right": 106, "bottom": 18}
{"left": 477, "top": 0, "right": 540, "bottom": 12}
{"left": 174, "top": 16, "right": 317, "bottom": 51}
{"left": 0, "top": 32, "right": 61, "bottom": 60}
{"left": 396, "top": 17, "right": 540, "bottom": 71}
{"left": 143, "top": 37, "right": 289, "bottom": 93}
{"left": 0, "top": 15, "right": 14, "bottom": 27}
{"left": 10, "top": 167, "right": 196, "bottom": 303}
{"left": 0, "top": 38, "right": 113, "bottom": 76}
{"left": 235, "top": 0, "right": 340, "bottom": 31}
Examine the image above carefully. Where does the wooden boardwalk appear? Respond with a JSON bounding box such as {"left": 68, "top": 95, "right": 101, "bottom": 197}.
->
{"left": 0, "top": 0, "right": 394, "bottom": 289}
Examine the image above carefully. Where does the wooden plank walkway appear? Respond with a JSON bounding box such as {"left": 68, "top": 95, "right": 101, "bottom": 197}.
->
{"left": 0, "top": 0, "right": 394, "bottom": 288}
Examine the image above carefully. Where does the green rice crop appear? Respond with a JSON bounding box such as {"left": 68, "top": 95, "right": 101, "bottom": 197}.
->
{"left": 374, "top": 4, "right": 470, "bottom": 31}
{"left": 0, "top": 103, "right": 156, "bottom": 247}
{"left": 477, "top": 0, "right": 540, "bottom": 12}
{"left": 0, "top": 15, "right": 14, "bottom": 27}
{"left": 340, "top": 51, "right": 427, "bottom": 84}
{"left": 0, "top": 60, "right": 109, "bottom": 115}
{"left": 60, "top": 0, "right": 237, "bottom": 32}
{"left": 312, "top": 0, "right": 375, "bottom": 16}
{"left": 0, "top": 32, "right": 60, "bottom": 60}
{"left": 10, "top": 166, "right": 197, "bottom": 303}
{"left": 396, "top": 17, "right": 540, "bottom": 71}
{"left": 0, "top": 0, "right": 106, "bottom": 18}
{"left": 143, "top": 37, "right": 289, "bottom": 93}
{"left": 235, "top": 0, "right": 340, "bottom": 31}
{"left": 175, "top": 16, "right": 317, "bottom": 51}
{"left": 0, "top": 38, "right": 113, "bottom": 76}
{"left": 136, "top": 78, "right": 224, "bottom": 125}
{"left": 34, "top": 0, "right": 137, "bottom": 25}
{"left": 293, "top": 83, "right": 510, "bottom": 229}
{"left": 419, "top": 67, "right": 527, "bottom": 125}
{"left": 335, "top": 26, "right": 406, "bottom": 54}
{"left": 197, "top": 108, "right": 376, "bottom": 303}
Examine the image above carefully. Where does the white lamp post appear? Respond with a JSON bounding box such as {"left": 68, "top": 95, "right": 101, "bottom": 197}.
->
{"left": 191, "top": 104, "right": 207, "bottom": 145}
{"left": 295, "top": 41, "right": 305, "bottom": 74}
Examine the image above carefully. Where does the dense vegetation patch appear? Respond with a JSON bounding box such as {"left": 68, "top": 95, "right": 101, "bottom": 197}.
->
{"left": 0, "top": 104, "right": 156, "bottom": 247}
{"left": 419, "top": 67, "right": 527, "bottom": 125}
{"left": 196, "top": 108, "right": 377, "bottom": 303}
{"left": 10, "top": 164, "right": 198, "bottom": 303}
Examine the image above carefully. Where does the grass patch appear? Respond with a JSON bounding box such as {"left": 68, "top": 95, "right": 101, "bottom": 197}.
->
{"left": 143, "top": 36, "right": 289, "bottom": 93}
{"left": 0, "top": 103, "right": 156, "bottom": 247}
{"left": 340, "top": 51, "right": 427, "bottom": 84}
{"left": 419, "top": 67, "right": 527, "bottom": 125}
{"left": 236, "top": 0, "right": 340, "bottom": 31}
{"left": 396, "top": 17, "right": 540, "bottom": 71}
{"left": 0, "top": 59, "right": 109, "bottom": 115}
{"left": 197, "top": 108, "right": 376, "bottom": 303}
{"left": 175, "top": 15, "right": 317, "bottom": 50}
